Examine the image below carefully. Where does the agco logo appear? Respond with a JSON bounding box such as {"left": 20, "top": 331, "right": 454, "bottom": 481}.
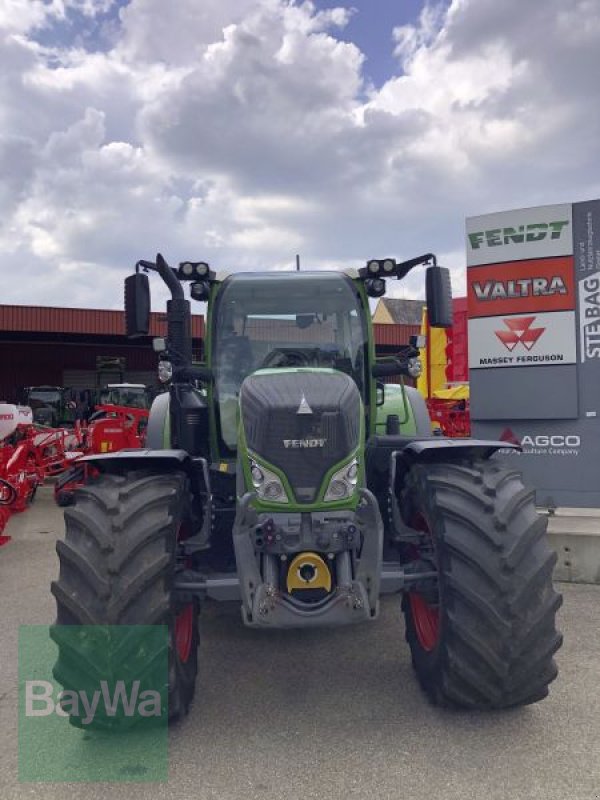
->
{"left": 283, "top": 439, "right": 326, "bottom": 449}
{"left": 500, "top": 429, "right": 581, "bottom": 451}
{"left": 495, "top": 316, "right": 545, "bottom": 352}
{"left": 468, "top": 221, "right": 569, "bottom": 250}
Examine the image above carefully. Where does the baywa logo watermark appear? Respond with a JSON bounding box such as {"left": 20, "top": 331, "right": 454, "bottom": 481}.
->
{"left": 25, "top": 679, "right": 162, "bottom": 726}
{"left": 500, "top": 428, "right": 581, "bottom": 456}
{"left": 468, "top": 220, "right": 569, "bottom": 250}
{"left": 19, "top": 625, "right": 168, "bottom": 783}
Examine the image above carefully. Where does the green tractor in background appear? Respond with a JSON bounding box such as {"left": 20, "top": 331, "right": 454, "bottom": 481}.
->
{"left": 51, "top": 253, "right": 562, "bottom": 726}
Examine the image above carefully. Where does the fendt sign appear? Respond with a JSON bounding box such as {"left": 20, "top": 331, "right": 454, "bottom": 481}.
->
{"left": 466, "top": 200, "right": 600, "bottom": 508}
{"left": 468, "top": 220, "right": 570, "bottom": 251}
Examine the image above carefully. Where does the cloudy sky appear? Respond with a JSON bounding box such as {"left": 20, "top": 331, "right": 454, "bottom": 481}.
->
{"left": 1, "top": 0, "right": 599, "bottom": 310}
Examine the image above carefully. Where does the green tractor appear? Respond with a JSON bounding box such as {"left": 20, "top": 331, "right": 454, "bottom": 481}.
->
{"left": 51, "top": 253, "right": 562, "bottom": 725}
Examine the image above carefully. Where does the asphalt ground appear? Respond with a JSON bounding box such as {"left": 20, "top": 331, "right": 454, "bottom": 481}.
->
{"left": 0, "top": 487, "right": 599, "bottom": 800}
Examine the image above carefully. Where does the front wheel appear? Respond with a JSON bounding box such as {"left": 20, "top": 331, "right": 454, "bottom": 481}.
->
{"left": 400, "top": 459, "right": 562, "bottom": 709}
{"left": 51, "top": 469, "right": 199, "bottom": 728}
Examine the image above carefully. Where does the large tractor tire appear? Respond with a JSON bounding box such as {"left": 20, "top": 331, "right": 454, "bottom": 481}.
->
{"left": 400, "top": 459, "right": 562, "bottom": 709}
{"left": 51, "top": 470, "right": 199, "bottom": 728}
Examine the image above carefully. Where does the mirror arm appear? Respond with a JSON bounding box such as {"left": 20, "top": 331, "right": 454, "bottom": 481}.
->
{"left": 136, "top": 255, "right": 184, "bottom": 300}
{"left": 394, "top": 252, "right": 436, "bottom": 280}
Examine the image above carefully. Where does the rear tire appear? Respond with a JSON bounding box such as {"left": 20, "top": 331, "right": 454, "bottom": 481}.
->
{"left": 400, "top": 459, "right": 562, "bottom": 709}
{"left": 51, "top": 469, "right": 199, "bottom": 728}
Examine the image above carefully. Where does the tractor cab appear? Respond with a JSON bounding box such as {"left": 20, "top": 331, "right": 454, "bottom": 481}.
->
{"left": 97, "top": 383, "right": 152, "bottom": 410}
{"left": 210, "top": 271, "right": 369, "bottom": 453}
{"left": 23, "top": 386, "right": 68, "bottom": 427}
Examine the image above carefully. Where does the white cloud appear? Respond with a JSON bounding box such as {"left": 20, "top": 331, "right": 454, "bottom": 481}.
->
{"left": 0, "top": 0, "right": 599, "bottom": 310}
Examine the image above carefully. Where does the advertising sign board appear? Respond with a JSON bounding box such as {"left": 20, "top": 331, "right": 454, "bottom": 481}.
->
{"left": 467, "top": 200, "right": 600, "bottom": 507}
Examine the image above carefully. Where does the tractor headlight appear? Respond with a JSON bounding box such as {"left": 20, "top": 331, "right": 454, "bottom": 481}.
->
{"left": 367, "top": 260, "right": 380, "bottom": 274}
{"left": 382, "top": 258, "right": 395, "bottom": 273}
{"left": 407, "top": 357, "right": 422, "bottom": 378}
{"left": 251, "top": 464, "right": 264, "bottom": 487}
{"left": 249, "top": 459, "right": 289, "bottom": 503}
{"left": 158, "top": 360, "right": 173, "bottom": 384}
{"left": 324, "top": 458, "right": 359, "bottom": 502}
{"left": 195, "top": 262, "right": 209, "bottom": 277}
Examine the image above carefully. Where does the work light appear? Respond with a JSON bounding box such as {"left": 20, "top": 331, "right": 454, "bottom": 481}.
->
{"left": 190, "top": 281, "right": 210, "bottom": 301}
{"left": 365, "top": 277, "right": 386, "bottom": 297}
{"left": 180, "top": 262, "right": 194, "bottom": 277}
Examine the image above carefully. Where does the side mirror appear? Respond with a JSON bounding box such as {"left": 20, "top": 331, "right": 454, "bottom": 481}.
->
{"left": 124, "top": 273, "right": 150, "bottom": 338}
{"left": 425, "top": 265, "right": 453, "bottom": 328}
{"left": 152, "top": 337, "right": 167, "bottom": 353}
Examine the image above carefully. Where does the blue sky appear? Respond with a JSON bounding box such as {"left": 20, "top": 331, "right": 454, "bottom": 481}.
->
{"left": 34, "top": 0, "right": 430, "bottom": 84}
{"left": 32, "top": 0, "right": 127, "bottom": 52}
{"left": 312, "top": 0, "right": 429, "bottom": 85}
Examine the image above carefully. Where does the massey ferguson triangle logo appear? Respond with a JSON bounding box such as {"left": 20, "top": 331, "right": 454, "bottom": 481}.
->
{"left": 495, "top": 316, "right": 545, "bottom": 351}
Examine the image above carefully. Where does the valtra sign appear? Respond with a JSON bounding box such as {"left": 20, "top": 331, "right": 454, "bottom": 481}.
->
{"left": 467, "top": 256, "right": 575, "bottom": 318}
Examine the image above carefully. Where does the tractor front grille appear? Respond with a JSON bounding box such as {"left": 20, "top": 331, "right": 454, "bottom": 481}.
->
{"left": 240, "top": 371, "right": 360, "bottom": 503}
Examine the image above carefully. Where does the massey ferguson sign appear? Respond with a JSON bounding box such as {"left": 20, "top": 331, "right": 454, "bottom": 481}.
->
{"left": 468, "top": 311, "right": 577, "bottom": 368}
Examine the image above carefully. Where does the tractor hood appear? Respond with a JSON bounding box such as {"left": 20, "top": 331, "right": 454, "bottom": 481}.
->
{"left": 239, "top": 369, "right": 361, "bottom": 504}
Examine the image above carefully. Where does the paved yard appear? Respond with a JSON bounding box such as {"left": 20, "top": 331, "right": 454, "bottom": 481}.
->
{"left": 0, "top": 488, "right": 598, "bottom": 800}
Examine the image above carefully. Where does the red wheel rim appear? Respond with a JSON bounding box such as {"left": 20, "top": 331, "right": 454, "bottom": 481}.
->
{"left": 409, "top": 592, "right": 440, "bottom": 651}
{"left": 409, "top": 512, "right": 440, "bottom": 652}
{"left": 175, "top": 522, "right": 194, "bottom": 663}
{"left": 175, "top": 604, "right": 193, "bottom": 663}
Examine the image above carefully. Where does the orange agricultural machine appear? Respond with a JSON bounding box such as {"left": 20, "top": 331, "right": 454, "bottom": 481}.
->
{"left": 417, "top": 297, "right": 470, "bottom": 437}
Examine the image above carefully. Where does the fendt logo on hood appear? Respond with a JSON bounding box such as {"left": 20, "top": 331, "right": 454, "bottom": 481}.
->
{"left": 472, "top": 276, "right": 568, "bottom": 301}
{"left": 495, "top": 316, "right": 545, "bottom": 352}
{"left": 468, "top": 221, "right": 569, "bottom": 250}
{"left": 283, "top": 438, "right": 326, "bottom": 449}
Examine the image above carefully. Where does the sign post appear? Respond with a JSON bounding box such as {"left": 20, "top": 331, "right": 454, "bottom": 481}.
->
{"left": 466, "top": 201, "right": 600, "bottom": 508}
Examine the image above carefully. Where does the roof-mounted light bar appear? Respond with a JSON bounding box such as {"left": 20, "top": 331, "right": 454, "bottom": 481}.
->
{"left": 177, "top": 261, "right": 213, "bottom": 281}
{"left": 359, "top": 253, "right": 438, "bottom": 297}
{"left": 359, "top": 253, "right": 437, "bottom": 281}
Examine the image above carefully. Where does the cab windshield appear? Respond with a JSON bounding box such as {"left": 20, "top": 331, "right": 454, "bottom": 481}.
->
{"left": 212, "top": 272, "right": 368, "bottom": 452}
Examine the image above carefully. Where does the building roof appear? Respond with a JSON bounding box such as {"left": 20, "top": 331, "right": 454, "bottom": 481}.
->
{"left": 0, "top": 305, "right": 204, "bottom": 338}
{"left": 376, "top": 298, "right": 425, "bottom": 325}
{"left": 0, "top": 304, "right": 418, "bottom": 347}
